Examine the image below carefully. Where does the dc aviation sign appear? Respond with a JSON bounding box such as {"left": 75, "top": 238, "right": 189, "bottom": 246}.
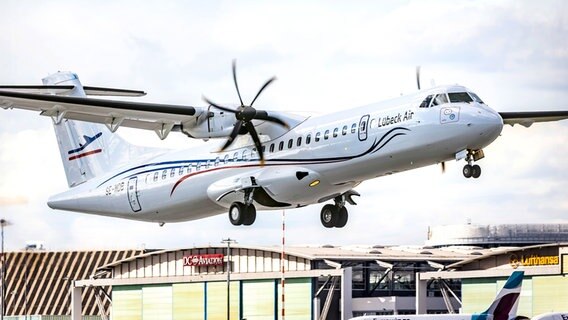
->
{"left": 183, "top": 254, "right": 224, "bottom": 267}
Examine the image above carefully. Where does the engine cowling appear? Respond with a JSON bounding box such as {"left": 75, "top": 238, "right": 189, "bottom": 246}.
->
{"left": 181, "top": 108, "right": 236, "bottom": 139}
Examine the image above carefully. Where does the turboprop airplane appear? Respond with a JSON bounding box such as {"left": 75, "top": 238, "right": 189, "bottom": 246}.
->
{"left": 1, "top": 64, "right": 567, "bottom": 228}
{"left": 350, "top": 271, "right": 525, "bottom": 320}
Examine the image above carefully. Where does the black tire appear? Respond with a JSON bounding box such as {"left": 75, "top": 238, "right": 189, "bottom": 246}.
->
{"left": 242, "top": 205, "right": 257, "bottom": 226}
{"left": 472, "top": 165, "right": 481, "bottom": 178}
{"left": 336, "top": 206, "right": 348, "bottom": 228}
{"left": 320, "top": 204, "right": 338, "bottom": 228}
{"left": 229, "top": 202, "right": 245, "bottom": 225}
{"left": 463, "top": 164, "right": 473, "bottom": 178}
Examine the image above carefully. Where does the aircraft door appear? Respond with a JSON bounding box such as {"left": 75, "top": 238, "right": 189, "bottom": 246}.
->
{"left": 358, "top": 115, "right": 370, "bottom": 141}
{"left": 127, "top": 177, "right": 142, "bottom": 212}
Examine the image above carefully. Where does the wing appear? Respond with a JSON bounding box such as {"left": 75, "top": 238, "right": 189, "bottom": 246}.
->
{"left": 0, "top": 88, "right": 205, "bottom": 139}
{"left": 499, "top": 111, "right": 568, "bottom": 128}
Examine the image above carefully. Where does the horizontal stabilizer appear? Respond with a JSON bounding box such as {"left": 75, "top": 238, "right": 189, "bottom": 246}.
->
{"left": 0, "top": 85, "right": 145, "bottom": 97}
{"left": 499, "top": 111, "right": 568, "bottom": 127}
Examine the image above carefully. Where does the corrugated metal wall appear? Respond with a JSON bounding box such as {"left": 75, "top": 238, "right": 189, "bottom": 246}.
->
{"left": 4, "top": 250, "right": 142, "bottom": 316}
{"left": 113, "top": 248, "right": 311, "bottom": 279}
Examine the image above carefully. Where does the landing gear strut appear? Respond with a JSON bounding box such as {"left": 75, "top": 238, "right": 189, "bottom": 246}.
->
{"left": 462, "top": 149, "right": 483, "bottom": 179}
{"left": 228, "top": 188, "right": 257, "bottom": 226}
{"left": 320, "top": 191, "right": 359, "bottom": 228}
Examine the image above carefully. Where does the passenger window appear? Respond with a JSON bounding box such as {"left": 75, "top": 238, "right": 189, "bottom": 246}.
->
{"left": 187, "top": 165, "right": 192, "bottom": 173}
{"left": 270, "top": 143, "right": 275, "bottom": 153}
{"left": 224, "top": 154, "right": 230, "bottom": 164}
{"left": 432, "top": 93, "right": 449, "bottom": 106}
{"left": 242, "top": 150, "right": 249, "bottom": 161}
{"left": 234, "top": 152, "right": 239, "bottom": 162}
{"left": 306, "top": 134, "right": 311, "bottom": 144}
{"left": 261, "top": 145, "right": 265, "bottom": 153}
{"left": 279, "top": 141, "right": 284, "bottom": 151}
{"left": 215, "top": 157, "right": 220, "bottom": 167}
{"left": 288, "top": 139, "right": 293, "bottom": 149}
{"left": 207, "top": 160, "right": 212, "bottom": 168}
{"left": 153, "top": 172, "right": 159, "bottom": 182}
{"left": 351, "top": 123, "right": 357, "bottom": 134}
{"left": 342, "top": 125, "right": 348, "bottom": 135}
{"left": 297, "top": 137, "right": 302, "bottom": 147}
{"left": 178, "top": 166, "right": 184, "bottom": 176}
{"left": 315, "top": 132, "right": 321, "bottom": 142}
{"left": 420, "top": 95, "right": 433, "bottom": 108}
{"left": 324, "top": 130, "right": 330, "bottom": 140}
{"left": 162, "top": 170, "right": 167, "bottom": 180}
{"left": 170, "top": 169, "right": 175, "bottom": 178}
{"left": 333, "top": 128, "right": 338, "bottom": 138}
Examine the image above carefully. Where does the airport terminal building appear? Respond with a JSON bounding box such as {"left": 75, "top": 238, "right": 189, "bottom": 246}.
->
{"left": 3, "top": 224, "right": 568, "bottom": 320}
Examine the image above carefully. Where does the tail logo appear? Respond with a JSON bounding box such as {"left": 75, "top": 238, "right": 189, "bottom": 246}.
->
{"left": 67, "top": 132, "right": 103, "bottom": 161}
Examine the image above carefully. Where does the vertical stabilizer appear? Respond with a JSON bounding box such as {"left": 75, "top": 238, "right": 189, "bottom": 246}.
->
{"left": 473, "top": 271, "right": 524, "bottom": 320}
{"left": 43, "top": 72, "right": 163, "bottom": 187}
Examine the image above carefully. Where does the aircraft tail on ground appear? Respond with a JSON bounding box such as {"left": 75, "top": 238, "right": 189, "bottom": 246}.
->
{"left": 473, "top": 271, "right": 524, "bottom": 320}
{"left": 42, "top": 72, "right": 164, "bottom": 187}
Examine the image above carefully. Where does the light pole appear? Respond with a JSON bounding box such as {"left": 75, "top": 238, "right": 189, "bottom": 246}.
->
{"left": 221, "top": 238, "right": 236, "bottom": 320}
{"left": 0, "top": 219, "right": 11, "bottom": 320}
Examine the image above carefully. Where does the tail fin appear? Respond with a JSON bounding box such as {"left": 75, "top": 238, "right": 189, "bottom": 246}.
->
{"left": 43, "top": 72, "right": 163, "bottom": 187}
{"left": 473, "top": 271, "right": 524, "bottom": 320}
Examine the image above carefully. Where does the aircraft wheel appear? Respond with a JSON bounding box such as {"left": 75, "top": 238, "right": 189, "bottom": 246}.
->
{"left": 320, "top": 204, "right": 338, "bottom": 228}
{"left": 462, "top": 164, "right": 473, "bottom": 178}
{"left": 242, "top": 204, "right": 257, "bottom": 226}
{"left": 229, "top": 202, "right": 246, "bottom": 226}
{"left": 336, "top": 206, "right": 348, "bottom": 228}
{"left": 471, "top": 165, "right": 481, "bottom": 179}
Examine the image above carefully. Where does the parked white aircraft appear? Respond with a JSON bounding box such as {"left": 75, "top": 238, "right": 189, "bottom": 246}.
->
{"left": 350, "top": 271, "right": 525, "bottom": 320}
{"left": 1, "top": 64, "right": 567, "bottom": 227}
{"left": 532, "top": 313, "right": 568, "bottom": 320}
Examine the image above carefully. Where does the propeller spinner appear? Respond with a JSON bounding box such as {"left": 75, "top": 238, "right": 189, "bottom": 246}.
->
{"left": 203, "top": 61, "right": 288, "bottom": 164}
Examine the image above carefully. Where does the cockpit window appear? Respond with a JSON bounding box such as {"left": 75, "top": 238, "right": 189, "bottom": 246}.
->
{"left": 432, "top": 93, "right": 449, "bottom": 106}
{"left": 419, "top": 95, "right": 433, "bottom": 108}
{"left": 448, "top": 92, "right": 473, "bottom": 103}
{"left": 469, "top": 92, "right": 485, "bottom": 104}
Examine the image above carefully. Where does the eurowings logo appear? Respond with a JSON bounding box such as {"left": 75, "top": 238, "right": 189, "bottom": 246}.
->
{"left": 67, "top": 132, "right": 103, "bottom": 161}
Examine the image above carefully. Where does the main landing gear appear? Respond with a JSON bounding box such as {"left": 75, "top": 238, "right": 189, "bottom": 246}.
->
{"left": 462, "top": 149, "right": 484, "bottom": 179}
{"left": 320, "top": 190, "right": 359, "bottom": 228}
{"left": 228, "top": 188, "right": 256, "bottom": 226}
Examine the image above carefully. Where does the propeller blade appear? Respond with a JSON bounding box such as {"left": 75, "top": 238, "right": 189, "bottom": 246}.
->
{"left": 250, "top": 76, "right": 276, "bottom": 107}
{"left": 220, "top": 120, "right": 243, "bottom": 151}
{"left": 232, "top": 60, "right": 244, "bottom": 106}
{"left": 416, "top": 66, "right": 421, "bottom": 90}
{"left": 203, "top": 96, "right": 238, "bottom": 114}
{"left": 244, "top": 121, "right": 264, "bottom": 164}
{"left": 254, "top": 111, "right": 289, "bottom": 128}
{"left": 441, "top": 161, "right": 446, "bottom": 174}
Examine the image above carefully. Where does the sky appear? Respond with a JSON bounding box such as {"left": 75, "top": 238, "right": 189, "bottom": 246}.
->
{"left": 0, "top": 0, "right": 567, "bottom": 251}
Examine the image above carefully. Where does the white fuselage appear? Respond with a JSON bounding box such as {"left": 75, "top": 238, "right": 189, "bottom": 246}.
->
{"left": 47, "top": 85, "right": 504, "bottom": 223}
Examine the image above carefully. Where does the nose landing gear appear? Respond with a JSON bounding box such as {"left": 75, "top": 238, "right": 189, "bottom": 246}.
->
{"left": 462, "top": 149, "right": 483, "bottom": 179}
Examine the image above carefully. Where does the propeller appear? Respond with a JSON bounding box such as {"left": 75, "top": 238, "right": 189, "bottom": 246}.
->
{"left": 416, "top": 66, "right": 421, "bottom": 90}
{"left": 441, "top": 161, "right": 446, "bottom": 174}
{"left": 203, "top": 60, "right": 289, "bottom": 165}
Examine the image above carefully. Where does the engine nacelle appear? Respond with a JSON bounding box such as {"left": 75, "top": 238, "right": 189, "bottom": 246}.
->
{"left": 181, "top": 108, "right": 236, "bottom": 139}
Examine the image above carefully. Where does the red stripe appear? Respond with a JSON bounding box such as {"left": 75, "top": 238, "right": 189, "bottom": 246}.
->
{"left": 68, "top": 149, "right": 102, "bottom": 161}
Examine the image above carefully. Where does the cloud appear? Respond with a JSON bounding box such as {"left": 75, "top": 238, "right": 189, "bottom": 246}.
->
{"left": 0, "top": 1, "right": 567, "bottom": 250}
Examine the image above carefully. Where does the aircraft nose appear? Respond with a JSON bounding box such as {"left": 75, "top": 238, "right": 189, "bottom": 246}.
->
{"left": 463, "top": 105, "right": 504, "bottom": 147}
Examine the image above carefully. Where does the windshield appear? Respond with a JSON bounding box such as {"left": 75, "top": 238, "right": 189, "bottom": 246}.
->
{"left": 448, "top": 92, "right": 473, "bottom": 103}
{"left": 469, "top": 92, "right": 485, "bottom": 104}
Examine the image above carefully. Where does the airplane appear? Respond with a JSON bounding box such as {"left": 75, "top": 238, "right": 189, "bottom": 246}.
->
{"left": 532, "top": 313, "right": 568, "bottom": 320}
{"left": 350, "top": 270, "right": 525, "bottom": 320}
{"left": 0, "top": 63, "right": 567, "bottom": 228}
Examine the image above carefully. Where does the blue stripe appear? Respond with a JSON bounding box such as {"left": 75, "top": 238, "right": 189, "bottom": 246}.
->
{"left": 504, "top": 271, "right": 524, "bottom": 289}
